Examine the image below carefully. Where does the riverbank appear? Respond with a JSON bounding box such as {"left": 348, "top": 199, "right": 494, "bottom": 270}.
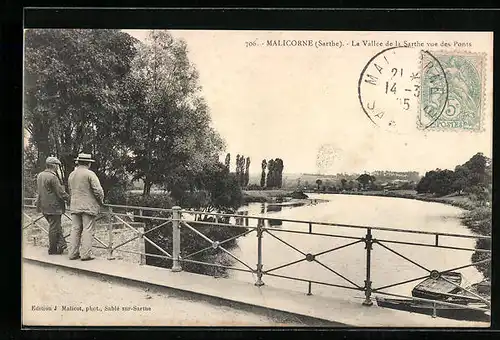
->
{"left": 334, "top": 190, "right": 478, "bottom": 211}
{"left": 242, "top": 190, "right": 327, "bottom": 209}
{"left": 243, "top": 189, "right": 478, "bottom": 210}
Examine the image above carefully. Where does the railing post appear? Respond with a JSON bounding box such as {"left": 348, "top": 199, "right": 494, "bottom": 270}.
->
{"left": 137, "top": 225, "right": 146, "bottom": 265}
{"left": 107, "top": 208, "right": 115, "bottom": 260}
{"left": 362, "top": 227, "right": 373, "bottom": 306}
{"left": 255, "top": 218, "right": 265, "bottom": 286}
{"left": 171, "top": 206, "right": 182, "bottom": 272}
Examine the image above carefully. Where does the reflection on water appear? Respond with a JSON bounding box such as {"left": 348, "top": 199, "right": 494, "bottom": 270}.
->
{"left": 233, "top": 194, "right": 483, "bottom": 302}
{"left": 263, "top": 204, "right": 283, "bottom": 226}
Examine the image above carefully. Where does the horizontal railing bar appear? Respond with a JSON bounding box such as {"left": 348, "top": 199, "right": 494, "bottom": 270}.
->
{"left": 179, "top": 258, "right": 255, "bottom": 274}
{"left": 374, "top": 291, "right": 490, "bottom": 312}
{"left": 23, "top": 202, "right": 490, "bottom": 241}
{"left": 105, "top": 204, "right": 173, "bottom": 213}
{"left": 180, "top": 208, "right": 490, "bottom": 240}
{"left": 111, "top": 213, "right": 172, "bottom": 222}
{"left": 95, "top": 222, "right": 144, "bottom": 226}
{"left": 181, "top": 219, "right": 257, "bottom": 230}
{"left": 265, "top": 272, "right": 363, "bottom": 291}
{"left": 375, "top": 238, "right": 491, "bottom": 253}
{"left": 262, "top": 227, "right": 365, "bottom": 240}
{"left": 114, "top": 248, "right": 171, "bottom": 260}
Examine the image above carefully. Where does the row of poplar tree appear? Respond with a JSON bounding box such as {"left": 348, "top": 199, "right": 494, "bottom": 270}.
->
{"left": 223, "top": 153, "right": 284, "bottom": 188}
{"left": 224, "top": 153, "right": 250, "bottom": 187}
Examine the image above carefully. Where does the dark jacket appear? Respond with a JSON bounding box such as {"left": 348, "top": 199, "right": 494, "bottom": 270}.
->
{"left": 36, "top": 169, "right": 69, "bottom": 215}
{"left": 68, "top": 166, "right": 104, "bottom": 216}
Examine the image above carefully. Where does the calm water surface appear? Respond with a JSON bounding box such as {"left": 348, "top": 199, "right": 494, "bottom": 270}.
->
{"left": 230, "top": 194, "right": 482, "bottom": 302}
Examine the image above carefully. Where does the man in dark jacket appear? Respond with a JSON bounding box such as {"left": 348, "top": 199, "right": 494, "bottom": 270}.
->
{"left": 36, "top": 156, "right": 70, "bottom": 255}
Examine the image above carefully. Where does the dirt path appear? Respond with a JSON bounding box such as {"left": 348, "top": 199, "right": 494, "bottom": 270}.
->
{"left": 22, "top": 261, "right": 306, "bottom": 327}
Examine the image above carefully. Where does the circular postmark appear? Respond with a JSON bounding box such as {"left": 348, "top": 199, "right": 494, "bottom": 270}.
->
{"left": 358, "top": 47, "right": 449, "bottom": 133}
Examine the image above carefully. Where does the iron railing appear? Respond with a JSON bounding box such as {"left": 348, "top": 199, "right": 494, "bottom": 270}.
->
{"left": 22, "top": 197, "right": 491, "bottom": 319}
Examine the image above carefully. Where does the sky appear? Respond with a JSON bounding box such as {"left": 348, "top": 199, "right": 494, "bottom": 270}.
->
{"left": 123, "top": 30, "right": 493, "bottom": 175}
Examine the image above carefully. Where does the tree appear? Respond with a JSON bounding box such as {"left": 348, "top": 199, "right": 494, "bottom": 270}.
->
{"left": 244, "top": 157, "right": 251, "bottom": 187}
{"left": 24, "top": 29, "right": 139, "bottom": 195}
{"left": 235, "top": 154, "right": 241, "bottom": 179}
{"left": 315, "top": 179, "right": 322, "bottom": 190}
{"left": 341, "top": 179, "right": 347, "bottom": 190}
{"left": 125, "top": 30, "right": 224, "bottom": 195}
{"left": 266, "top": 159, "right": 275, "bottom": 188}
{"left": 357, "top": 174, "right": 376, "bottom": 190}
{"left": 260, "top": 159, "right": 267, "bottom": 188}
{"left": 239, "top": 155, "right": 246, "bottom": 186}
{"left": 193, "top": 162, "right": 243, "bottom": 214}
{"left": 274, "top": 158, "right": 284, "bottom": 188}
{"left": 452, "top": 165, "right": 469, "bottom": 195}
{"left": 224, "top": 153, "right": 231, "bottom": 171}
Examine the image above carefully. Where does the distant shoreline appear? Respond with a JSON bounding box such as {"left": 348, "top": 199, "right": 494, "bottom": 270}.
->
{"left": 329, "top": 190, "right": 478, "bottom": 211}
{"left": 243, "top": 189, "right": 477, "bottom": 211}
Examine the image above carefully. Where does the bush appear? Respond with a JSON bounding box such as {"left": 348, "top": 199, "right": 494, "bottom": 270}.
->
{"left": 105, "top": 186, "right": 128, "bottom": 205}
{"left": 290, "top": 190, "right": 308, "bottom": 199}
{"left": 126, "top": 192, "right": 246, "bottom": 277}
{"left": 471, "top": 238, "right": 491, "bottom": 279}
{"left": 23, "top": 173, "right": 37, "bottom": 198}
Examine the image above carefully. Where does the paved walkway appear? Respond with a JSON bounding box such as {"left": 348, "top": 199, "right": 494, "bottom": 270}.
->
{"left": 22, "top": 245, "right": 489, "bottom": 327}
{"left": 22, "top": 261, "right": 311, "bottom": 327}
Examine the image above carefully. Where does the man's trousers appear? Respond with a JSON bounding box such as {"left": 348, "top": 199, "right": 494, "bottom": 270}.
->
{"left": 68, "top": 213, "right": 96, "bottom": 260}
{"left": 43, "top": 214, "right": 67, "bottom": 254}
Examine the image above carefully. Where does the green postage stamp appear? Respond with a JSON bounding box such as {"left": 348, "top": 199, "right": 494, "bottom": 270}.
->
{"left": 419, "top": 52, "right": 486, "bottom": 132}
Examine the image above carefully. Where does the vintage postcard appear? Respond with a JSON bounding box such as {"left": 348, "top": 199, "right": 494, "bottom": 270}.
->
{"left": 22, "top": 29, "right": 492, "bottom": 327}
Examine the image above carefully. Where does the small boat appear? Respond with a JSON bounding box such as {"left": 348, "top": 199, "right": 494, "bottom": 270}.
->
{"left": 375, "top": 297, "right": 490, "bottom": 322}
{"left": 412, "top": 271, "right": 462, "bottom": 300}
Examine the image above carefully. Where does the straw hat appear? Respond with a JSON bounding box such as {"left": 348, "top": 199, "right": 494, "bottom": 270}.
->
{"left": 74, "top": 153, "right": 96, "bottom": 163}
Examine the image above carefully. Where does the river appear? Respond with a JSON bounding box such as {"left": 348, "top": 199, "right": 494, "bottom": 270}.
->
{"left": 230, "top": 193, "right": 482, "bottom": 302}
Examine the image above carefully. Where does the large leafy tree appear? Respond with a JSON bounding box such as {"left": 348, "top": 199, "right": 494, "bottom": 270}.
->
{"left": 125, "top": 30, "right": 224, "bottom": 196}
{"left": 357, "top": 174, "right": 376, "bottom": 190}
{"left": 24, "top": 29, "right": 139, "bottom": 194}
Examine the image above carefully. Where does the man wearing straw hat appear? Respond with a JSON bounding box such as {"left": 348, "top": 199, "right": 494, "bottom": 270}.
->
{"left": 35, "top": 156, "right": 70, "bottom": 255}
{"left": 67, "top": 153, "right": 104, "bottom": 261}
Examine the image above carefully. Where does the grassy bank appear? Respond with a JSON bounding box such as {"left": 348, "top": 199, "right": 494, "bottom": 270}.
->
{"left": 242, "top": 189, "right": 292, "bottom": 203}
{"left": 335, "top": 190, "right": 478, "bottom": 211}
